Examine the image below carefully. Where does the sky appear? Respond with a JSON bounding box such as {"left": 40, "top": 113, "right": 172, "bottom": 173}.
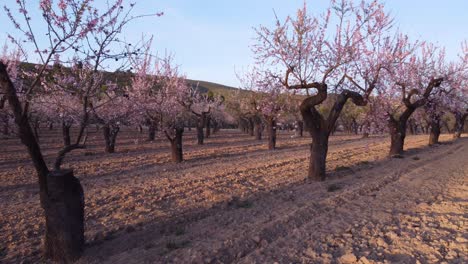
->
{"left": 1, "top": 0, "right": 467, "bottom": 87}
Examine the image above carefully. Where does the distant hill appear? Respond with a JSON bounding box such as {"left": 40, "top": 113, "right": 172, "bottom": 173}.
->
{"left": 186, "top": 79, "right": 240, "bottom": 97}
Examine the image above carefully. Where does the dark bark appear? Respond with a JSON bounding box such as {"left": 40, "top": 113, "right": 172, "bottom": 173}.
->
{"left": 254, "top": 123, "right": 262, "bottom": 140}
{"left": 300, "top": 85, "right": 366, "bottom": 180}
{"left": 388, "top": 77, "right": 444, "bottom": 156}
{"left": 453, "top": 111, "right": 467, "bottom": 139}
{"left": 308, "top": 130, "right": 329, "bottom": 180}
{"left": 295, "top": 120, "right": 304, "bottom": 137}
{"left": 248, "top": 118, "right": 254, "bottom": 136}
{"left": 213, "top": 120, "right": 220, "bottom": 134}
{"left": 169, "top": 128, "right": 184, "bottom": 162}
{"left": 429, "top": 117, "right": 441, "bottom": 145}
{"left": 196, "top": 112, "right": 206, "bottom": 145}
{"left": 148, "top": 122, "right": 156, "bottom": 141}
{"left": 267, "top": 118, "right": 277, "bottom": 150}
{"left": 0, "top": 62, "right": 49, "bottom": 206}
{"left": 138, "top": 125, "right": 143, "bottom": 134}
{"left": 1, "top": 114, "right": 8, "bottom": 137}
{"left": 49, "top": 122, "right": 54, "bottom": 130}
{"left": 62, "top": 122, "right": 71, "bottom": 147}
{"left": 205, "top": 116, "right": 211, "bottom": 138}
{"left": 408, "top": 119, "right": 416, "bottom": 135}
{"left": 388, "top": 107, "right": 415, "bottom": 156}
{"left": 103, "top": 124, "right": 120, "bottom": 153}
{"left": 44, "top": 169, "right": 84, "bottom": 263}
{"left": 33, "top": 119, "right": 40, "bottom": 142}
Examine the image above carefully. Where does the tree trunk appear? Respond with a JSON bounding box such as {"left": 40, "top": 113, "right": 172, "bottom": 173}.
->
{"left": 103, "top": 124, "right": 120, "bottom": 153}
{"left": 295, "top": 120, "right": 303, "bottom": 137}
{"left": 62, "top": 123, "right": 71, "bottom": 147}
{"left": 308, "top": 130, "right": 329, "bottom": 181}
{"left": 49, "top": 122, "right": 54, "bottom": 130}
{"left": 254, "top": 120, "right": 262, "bottom": 140}
{"left": 248, "top": 118, "right": 254, "bottom": 136}
{"left": 148, "top": 123, "right": 156, "bottom": 141}
{"left": 267, "top": 118, "right": 277, "bottom": 150}
{"left": 196, "top": 126, "right": 204, "bottom": 145}
{"left": 362, "top": 132, "right": 369, "bottom": 138}
{"left": 44, "top": 169, "right": 84, "bottom": 263}
{"left": 428, "top": 117, "right": 441, "bottom": 146}
{"left": 453, "top": 112, "right": 467, "bottom": 139}
{"left": 196, "top": 113, "right": 206, "bottom": 145}
{"left": 33, "top": 119, "right": 40, "bottom": 142}
{"left": 205, "top": 116, "right": 211, "bottom": 138}
{"left": 170, "top": 128, "right": 184, "bottom": 162}
{"left": 213, "top": 121, "right": 220, "bottom": 134}
{"left": 2, "top": 115, "right": 8, "bottom": 137}
{"left": 388, "top": 119, "right": 407, "bottom": 156}
{"left": 138, "top": 125, "right": 143, "bottom": 134}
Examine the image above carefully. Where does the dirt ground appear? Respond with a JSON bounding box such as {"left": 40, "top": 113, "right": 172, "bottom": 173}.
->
{"left": 0, "top": 128, "right": 466, "bottom": 263}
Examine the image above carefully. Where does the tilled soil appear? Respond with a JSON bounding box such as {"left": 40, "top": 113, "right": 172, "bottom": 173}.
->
{"left": 0, "top": 129, "right": 466, "bottom": 263}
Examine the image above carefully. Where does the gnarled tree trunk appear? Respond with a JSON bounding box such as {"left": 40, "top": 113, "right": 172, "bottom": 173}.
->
{"left": 196, "top": 112, "right": 206, "bottom": 145}
{"left": 388, "top": 106, "right": 417, "bottom": 156}
{"left": 300, "top": 85, "right": 366, "bottom": 181}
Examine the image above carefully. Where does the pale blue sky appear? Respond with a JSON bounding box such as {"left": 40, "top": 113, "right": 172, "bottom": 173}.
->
{"left": 1, "top": 0, "right": 467, "bottom": 87}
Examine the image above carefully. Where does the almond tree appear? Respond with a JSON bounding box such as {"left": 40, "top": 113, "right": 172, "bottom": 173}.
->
{"left": 0, "top": 0, "right": 159, "bottom": 261}
{"left": 92, "top": 80, "right": 134, "bottom": 153}
{"left": 379, "top": 43, "right": 446, "bottom": 155}
{"left": 239, "top": 67, "right": 289, "bottom": 149}
{"left": 184, "top": 89, "right": 224, "bottom": 145}
{"left": 253, "top": 0, "right": 393, "bottom": 180}
{"left": 128, "top": 52, "right": 191, "bottom": 162}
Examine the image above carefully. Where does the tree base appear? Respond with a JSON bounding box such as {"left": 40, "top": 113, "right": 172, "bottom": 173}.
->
{"left": 44, "top": 169, "right": 84, "bottom": 263}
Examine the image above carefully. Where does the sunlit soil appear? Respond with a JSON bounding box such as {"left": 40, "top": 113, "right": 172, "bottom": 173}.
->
{"left": 0, "top": 128, "right": 465, "bottom": 263}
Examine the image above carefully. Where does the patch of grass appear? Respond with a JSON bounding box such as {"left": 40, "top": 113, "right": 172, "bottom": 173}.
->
{"left": 412, "top": 156, "right": 420, "bottom": 160}
{"left": 165, "top": 240, "right": 190, "bottom": 250}
{"left": 391, "top": 154, "right": 404, "bottom": 159}
{"left": 327, "top": 184, "right": 342, "bottom": 192}
{"left": 335, "top": 165, "right": 352, "bottom": 172}
{"left": 358, "top": 161, "right": 370, "bottom": 166}
{"left": 84, "top": 151, "right": 95, "bottom": 156}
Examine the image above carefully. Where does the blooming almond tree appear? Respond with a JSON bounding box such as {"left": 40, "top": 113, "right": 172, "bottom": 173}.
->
{"left": 129, "top": 52, "right": 191, "bottom": 162}
{"left": 91, "top": 79, "right": 134, "bottom": 153}
{"left": 0, "top": 0, "right": 160, "bottom": 261}
{"left": 253, "top": 0, "right": 393, "bottom": 180}
{"left": 239, "top": 67, "right": 289, "bottom": 149}
{"left": 380, "top": 42, "right": 446, "bottom": 156}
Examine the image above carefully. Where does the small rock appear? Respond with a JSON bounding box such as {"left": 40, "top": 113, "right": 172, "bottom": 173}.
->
{"left": 358, "top": 256, "right": 371, "bottom": 264}
{"left": 252, "top": 236, "right": 261, "bottom": 244}
{"left": 338, "top": 253, "right": 357, "bottom": 263}
{"left": 385, "top": 231, "right": 398, "bottom": 243}
{"left": 304, "top": 247, "right": 316, "bottom": 258}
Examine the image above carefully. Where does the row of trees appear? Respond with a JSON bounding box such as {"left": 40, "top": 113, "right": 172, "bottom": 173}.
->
{"left": 249, "top": 0, "right": 467, "bottom": 180}
{"left": 0, "top": 0, "right": 466, "bottom": 262}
